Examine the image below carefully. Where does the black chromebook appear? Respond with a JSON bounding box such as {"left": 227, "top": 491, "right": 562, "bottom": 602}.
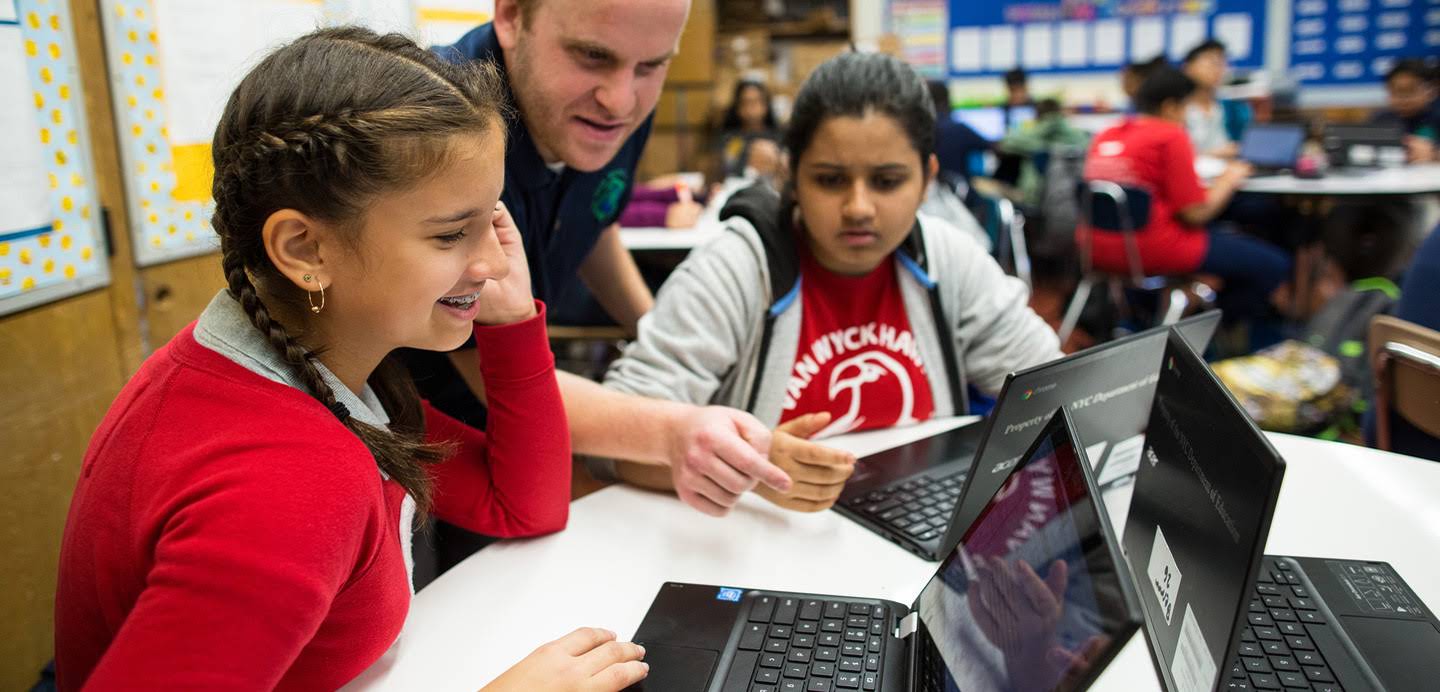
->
{"left": 628, "top": 409, "right": 1142, "bottom": 692}
{"left": 1126, "top": 332, "right": 1440, "bottom": 692}
{"left": 836, "top": 311, "right": 1221, "bottom": 561}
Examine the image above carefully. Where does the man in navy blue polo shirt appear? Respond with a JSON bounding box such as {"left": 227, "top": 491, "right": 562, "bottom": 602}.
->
{"left": 411, "top": 0, "right": 794, "bottom": 522}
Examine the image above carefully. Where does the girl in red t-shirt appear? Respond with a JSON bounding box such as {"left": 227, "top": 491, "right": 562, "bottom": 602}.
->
{"left": 55, "top": 28, "right": 646, "bottom": 691}
{"left": 602, "top": 53, "right": 1060, "bottom": 514}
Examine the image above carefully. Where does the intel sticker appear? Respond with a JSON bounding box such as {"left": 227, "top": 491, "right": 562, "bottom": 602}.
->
{"left": 716, "top": 588, "right": 743, "bottom": 602}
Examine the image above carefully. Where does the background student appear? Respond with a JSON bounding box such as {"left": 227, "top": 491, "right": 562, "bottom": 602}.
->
{"left": 1372, "top": 58, "right": 1440, "bottom": 163}
{"left": 53, "top": 28, "right": 645, "bottom": 691}
{"left": 1080, "top": 66, "right": 1291, "bottom": 327}
{"left": 1182, "top": 39, "right": 1250, "bottom": 159}
{"left": 601, "top": 52, "right": 1061, "bottom": 513}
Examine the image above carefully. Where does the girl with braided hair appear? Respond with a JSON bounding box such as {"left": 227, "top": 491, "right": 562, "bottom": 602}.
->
{"left": 55, "top": 27, "right": 647, "bottom": 691}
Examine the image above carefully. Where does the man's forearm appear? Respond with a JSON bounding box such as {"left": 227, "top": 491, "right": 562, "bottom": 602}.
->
{"left": 578, "top": 224, "right": 654, "bottom": 334}
{"left": 558, "top": 370, "right": 684, "bottom": 464}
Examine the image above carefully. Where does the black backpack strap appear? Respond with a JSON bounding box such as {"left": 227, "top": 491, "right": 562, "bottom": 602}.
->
{"left": 720, "top": 183, "right": 797, "bottom": 306}
{"left": 895, "top": 220, "right": 967, "bottom": 415}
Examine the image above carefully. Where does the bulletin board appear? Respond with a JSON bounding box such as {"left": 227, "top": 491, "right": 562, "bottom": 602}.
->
{"left": 98, "top": 0, "right": 495, "bottom": 268}
{"left": 0, "top": 0, "right": 110, "bottom": 317}
{"left": 946, "top": 0, "right": 1268, "bottom": 79}
{"left": 1288, "top": 0, "right": 1439, "bottom": 87}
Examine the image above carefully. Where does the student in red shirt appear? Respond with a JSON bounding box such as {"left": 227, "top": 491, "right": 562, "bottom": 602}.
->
{"left": 601, "top": 53, "right": 1062, "bottom": 513}
{"left": 54, "top": 28, "right": 646, "bottom": 691}
{"left": 1079, "top": 65, "right": 1291, "bottom": 323}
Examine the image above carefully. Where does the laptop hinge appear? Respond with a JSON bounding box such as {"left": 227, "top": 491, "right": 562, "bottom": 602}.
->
{"left": 895, "top": 612, "right": 919, "bottom": 639}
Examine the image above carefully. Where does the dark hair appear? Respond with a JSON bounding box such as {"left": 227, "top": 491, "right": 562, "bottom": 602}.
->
{"left": 1004, "top": 67, "right": 1028, "bottom": 87}
{"left": 1125, "top": 54, "right": 1169, "bottom": 78}
{"left": 1035, "top": 98, "right": 1062, "bottom": 118}
{"left": 210, "top": 27, "right": 508, "bottom": 515}
{"left": 1386, "top": 58, "right": 1436, "bottom": 85}
{"left": 1183, "top": 38, "right": 1227, "bottom": 65}
{"left": 1323, "top": 200, "right": 1415, "bottom": 280}
{"left": 927, "top": 80, "right": 951, "bottom": 117}
{"left": 785, "top": 52, "right": 935, "bottom": 167}
{"left": 1135, "top": 65, "right": 1197, "bottom": 114}
{"left": 721, "top": 79, "right": 777, "bottom": 131}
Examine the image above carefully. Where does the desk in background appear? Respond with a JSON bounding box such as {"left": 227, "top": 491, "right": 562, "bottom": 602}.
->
{"left": 619, "top": 226, "right": 722, "bottom": 252}
{"left": 344, "top": 417, "right": 1440, "bottom": 691}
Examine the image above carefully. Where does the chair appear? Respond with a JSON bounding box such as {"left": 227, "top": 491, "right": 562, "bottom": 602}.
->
{"left": 1057, "top": 180, "right": 1216, "bottom": 343}
{"left": 950, "top": 175, "right": 1031, "bottom": 287}
{"left": 1369, "top": 315, "right": 1440, "bottom": 453}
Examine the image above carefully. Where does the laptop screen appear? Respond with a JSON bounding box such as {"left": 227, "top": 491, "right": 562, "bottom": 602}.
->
{"left": 1121, "top": 333, "right": 1285, "bottom": 692}
{"left": 946, "top": 312, "right": 1221, "bottom": 548}
{"left": 954, "top": 107, "right": 1007, "bottom": 141}
{"left": 1239, "top": 124, "right": 1305, "bottom": 169}
{"left": 912, "top": 410, "right": 1138, "bottom": 692}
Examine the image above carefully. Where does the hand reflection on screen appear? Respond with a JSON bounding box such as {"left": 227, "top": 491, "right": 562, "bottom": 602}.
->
{"left": 968, "top": 556, "right": 1109, "bottom": 691}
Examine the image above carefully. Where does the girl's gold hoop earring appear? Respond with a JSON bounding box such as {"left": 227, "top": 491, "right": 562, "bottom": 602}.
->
{"left": 304, "top": 274, "right": 325, "bottom": 314}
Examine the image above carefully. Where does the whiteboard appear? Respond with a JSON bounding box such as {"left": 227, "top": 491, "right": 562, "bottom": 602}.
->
{"left": 0, "top": 0, "right": 110, "bottom": 317}
{"left": 98, "top": 0, "right": 493, "bottom": 267}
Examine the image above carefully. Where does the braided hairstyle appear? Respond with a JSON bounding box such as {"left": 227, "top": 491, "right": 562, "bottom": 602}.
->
{"left": 211, "top": 27, "right": 507, "bottom": 514}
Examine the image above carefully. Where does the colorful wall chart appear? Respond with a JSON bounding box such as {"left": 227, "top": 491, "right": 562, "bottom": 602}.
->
{"left": 0, "top": 0, "right": 109, "bottom": 316}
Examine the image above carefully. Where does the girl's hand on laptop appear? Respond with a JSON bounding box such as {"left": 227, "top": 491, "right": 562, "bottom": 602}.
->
{"left": 482, "top": 627, "right": 647, "bottom": 692}
{"left": 756, "top": 412, "right": 857, "bottom": 513}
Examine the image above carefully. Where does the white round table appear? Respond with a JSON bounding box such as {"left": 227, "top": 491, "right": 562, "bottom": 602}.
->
{"left": 343, "top": 418, "right": 1440, "bottom": 691}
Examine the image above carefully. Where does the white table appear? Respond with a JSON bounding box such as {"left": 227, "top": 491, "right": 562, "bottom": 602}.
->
{"left": 1239, "top": 163, "right": 1440, "bottom": 196}
{"left": 345, "top": 418, "right": 1440, "bottom": 691}
{"left": 620, "top": 226, "right": 723, "bottom": 252}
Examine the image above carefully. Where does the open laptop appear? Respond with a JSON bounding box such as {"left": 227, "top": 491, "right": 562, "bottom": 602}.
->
{"left": 1322, "top": 124, "right": 1407, "bottom": 171}
{"left": 1125, "top": 331, "right": 1440, "bottom": 692}
{"left": 627, "top": 409, "right": 1142, "bottom": 692}
{"left": 836, "top": 311, "right": 1221, "bottom": 561}
{"left": 1238, "top": 124, "right": 1306, "bottom": 175}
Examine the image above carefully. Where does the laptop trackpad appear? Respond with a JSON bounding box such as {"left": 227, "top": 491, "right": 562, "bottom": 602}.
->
{"left": 627, "top": 644, "right": 717, "bottom": 692}
{"left": 1342, "top": 616, "right": 1440, "bottom": 690}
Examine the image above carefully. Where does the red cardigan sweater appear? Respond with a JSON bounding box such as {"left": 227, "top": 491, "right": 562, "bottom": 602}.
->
{"left": 55, "top": 307, "right": 570, "bottom": 690}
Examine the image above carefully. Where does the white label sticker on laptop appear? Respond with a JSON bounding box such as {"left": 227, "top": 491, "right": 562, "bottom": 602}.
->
{"left": 1084, "top": 441, "right": 1108, "bottom": 471}
{"left": 1171, "top": 603, "right": 1217, "bottom": 692}
{"left": 1147, "top": 527, "right": 1182, "bottom": 626}
{"left": 1097, "top": 433, "right": 1146, "bottom": 486}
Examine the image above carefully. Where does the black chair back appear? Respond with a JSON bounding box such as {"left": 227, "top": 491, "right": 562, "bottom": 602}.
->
{"left": 1075, "top": 180, "right": 1152, "bottom": 232}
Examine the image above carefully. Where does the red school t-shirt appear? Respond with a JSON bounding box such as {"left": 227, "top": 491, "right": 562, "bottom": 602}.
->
{"left": 777, "top": 248, "right": 935, "bottom": 438}
{"left": 1078, "top": 116, "right": 1210, "bottom": 275}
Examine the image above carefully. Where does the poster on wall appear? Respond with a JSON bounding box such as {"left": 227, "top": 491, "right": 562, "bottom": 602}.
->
{"left": 1289, "top": 0, "right": 1439, "bottom": 87}
{"left": 889, "top": 0, "right": 947, "bottom": 80}
{"left": 1, "top": 1, "right": 111, "bottom": 317}
{"left": 946, "top": 0, "right": 1268, "bottom": 79}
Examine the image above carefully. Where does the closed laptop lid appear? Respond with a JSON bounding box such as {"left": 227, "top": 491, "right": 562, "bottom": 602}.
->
{"left": 944, "top": 311, "right": 1222, "bottom": 552}
{"left": 911, "top": 409, "right": 1141, "bottom": 692}
{"left": 1240, "top": 124, "right": 1305, "bottom": 169}
{"left": 1122, "top": 332, "right": 1286, "bottom": 692}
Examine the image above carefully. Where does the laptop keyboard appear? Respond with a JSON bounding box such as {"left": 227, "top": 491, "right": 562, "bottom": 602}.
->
{"left": 725, "top": 594, "right": 888, "bottom": 692}
{"left": 842, "top": 469, "right": 967, "bottom": 544}
{"left": 1227, "top": 558, "right": 1341, "bottom": 691}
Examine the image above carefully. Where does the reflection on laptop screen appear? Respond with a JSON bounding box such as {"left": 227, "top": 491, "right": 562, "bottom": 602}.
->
{"left": 1122, "top": 333, "right": 1285, "bottom": 692}
{"left": 1240, "top": 125, "right": 1305, "bottom": 169}
{"left": 913, "top": 413, "right": 1135, "bottom": 691}
{"left": 955, "top": 107, "right": 1007, "bottom": 141}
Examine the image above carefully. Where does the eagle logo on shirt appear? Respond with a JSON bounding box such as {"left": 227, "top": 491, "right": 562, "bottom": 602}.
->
{"left": 592, "top": 169, "right": 628, "bottom": 221}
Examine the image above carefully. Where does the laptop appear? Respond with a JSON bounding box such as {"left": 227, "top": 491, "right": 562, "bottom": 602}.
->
{"left": 627, "top": 409, "right": 1143, "bottom": 692}
{"left": 1238, "top": 124, "right": 1306, "bottom": 175}
{"left": 836, "top": 311, "right": 1221, "bottom": 561}
{"left": 1322, "top": 124, "right": 1407, "bottom": 170}
{"left": 1125, "top": 331, "right": 1440, "bottom": 692}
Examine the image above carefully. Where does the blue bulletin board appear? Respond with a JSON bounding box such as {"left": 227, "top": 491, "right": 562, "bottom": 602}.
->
{"left": 1289, "top": 0, "right": 1440, "bottom": 87}
{"left": 946, "top": 0, "right": 1268, "bottom": 79}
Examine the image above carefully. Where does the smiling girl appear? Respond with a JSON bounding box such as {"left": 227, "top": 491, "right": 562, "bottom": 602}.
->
{"left": 54, "top": 28, "right": 644, "bottom": 691}
{"left": 601, "top": 52, "right": 1061, "bottom": 513}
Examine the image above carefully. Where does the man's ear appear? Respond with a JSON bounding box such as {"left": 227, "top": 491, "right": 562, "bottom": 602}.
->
{"left": 493, "top": 0, "right": 524, "bottom": 52}
{"left": 261, "top": 208, "right": 329, "bottom": 292}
